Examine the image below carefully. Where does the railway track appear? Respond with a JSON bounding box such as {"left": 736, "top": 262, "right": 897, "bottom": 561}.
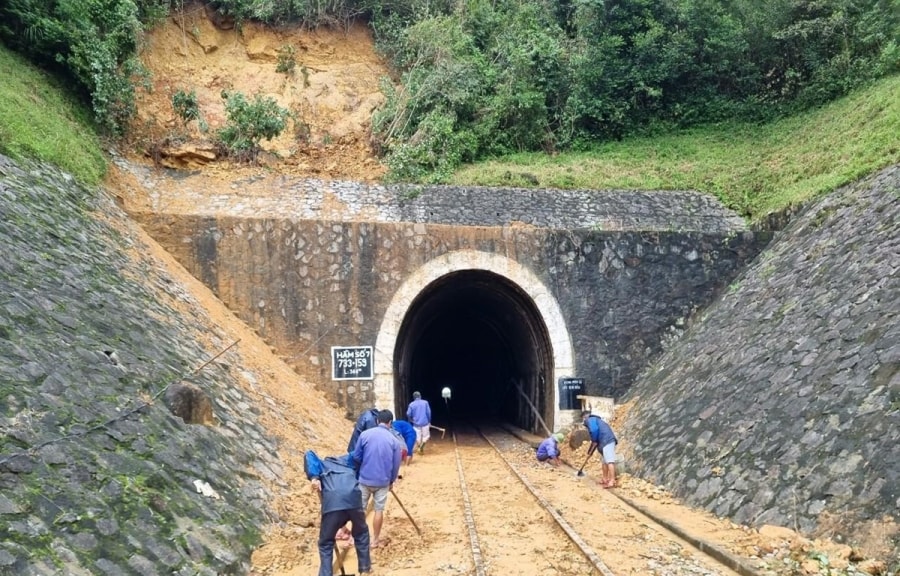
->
{"left": 451, "top": 422, "right": 599, "bottom": 575}
{"left": 448, "top": 423, "right": 760, "bottom": 576}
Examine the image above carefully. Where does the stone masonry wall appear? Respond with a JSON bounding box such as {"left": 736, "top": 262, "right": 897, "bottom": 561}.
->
{"left": 543, "top": 229, "right": 772, "bottom": 398}
{"left": 135, "top": 214, "right": 770, "bottom": 417}
{"left": 619, "top": 165, "right": 900, "bottom": 562}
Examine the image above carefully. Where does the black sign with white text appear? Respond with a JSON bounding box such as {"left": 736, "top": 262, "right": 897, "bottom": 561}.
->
{"left": 558, "top": 377, "right": 585, "bottom": 410}
{"left": 331, "top": 346, "right": 374, "bottom": 381}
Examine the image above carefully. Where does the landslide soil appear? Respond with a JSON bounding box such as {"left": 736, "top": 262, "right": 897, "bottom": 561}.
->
{"left": 125, "top": 3, "right": 387, "bottom": 188}
{"left": 107, "top": 7, "right": 893, "bottom": 576}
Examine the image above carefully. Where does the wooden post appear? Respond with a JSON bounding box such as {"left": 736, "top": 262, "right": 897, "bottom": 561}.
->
{"left": 514, "top": 381, "right": 552, "bottom": 437}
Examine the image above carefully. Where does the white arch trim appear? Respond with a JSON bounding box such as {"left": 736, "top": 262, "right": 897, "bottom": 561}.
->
{"left": 373, "top": 249, "right": 575, "bottom": 430}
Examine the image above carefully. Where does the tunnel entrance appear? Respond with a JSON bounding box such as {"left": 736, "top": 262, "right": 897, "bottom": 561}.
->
{"left": 392, "top": 270, "right": 554, "bottom": 434}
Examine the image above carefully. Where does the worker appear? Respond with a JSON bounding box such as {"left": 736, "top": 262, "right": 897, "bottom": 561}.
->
{"left": 581, "top": 410, "right": 618, "bottom": 487}
{"left": 536, "top": 432, "right": 565, "bottom": 466}
{"left": 406, "top": 391, "right": 432, "bottom": 454}
{"left": 305, "top": 452, "right": 372, "bottom": 575}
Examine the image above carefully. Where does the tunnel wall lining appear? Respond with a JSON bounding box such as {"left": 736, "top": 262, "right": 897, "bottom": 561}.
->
{"left": 374, "top": 249, "right": 574, "bottom": 429}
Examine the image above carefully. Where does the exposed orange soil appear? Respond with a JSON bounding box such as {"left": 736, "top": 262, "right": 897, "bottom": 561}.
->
{"left": 126, "top": 2, "right": 387, "bottom": 184}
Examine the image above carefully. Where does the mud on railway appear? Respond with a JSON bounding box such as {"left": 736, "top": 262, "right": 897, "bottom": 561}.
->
{"left": 258, "top": 424, "right": 859, "bottom": 576}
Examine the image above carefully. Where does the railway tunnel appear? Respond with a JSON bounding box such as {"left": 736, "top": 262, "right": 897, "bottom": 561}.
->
{"left": 391, "top": 270, "right": 556, "bottom": 434}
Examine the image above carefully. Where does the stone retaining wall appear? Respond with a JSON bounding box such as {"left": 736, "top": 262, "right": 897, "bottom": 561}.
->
{"left": 125, "top": 163, "right": 771, "bottom": 418}
{"left": 135, "top": 213, "right": 769, "bottom": 416}
{"left": 620, "top": 165, "right": 900, "bottom": 563}
{"left": 0, "top": 155, "right": 296, "bottom": 575}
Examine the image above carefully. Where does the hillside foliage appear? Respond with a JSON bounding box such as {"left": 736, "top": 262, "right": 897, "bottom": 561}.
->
{"left": 0, "top": 0, "right": 897, "bottom": 181}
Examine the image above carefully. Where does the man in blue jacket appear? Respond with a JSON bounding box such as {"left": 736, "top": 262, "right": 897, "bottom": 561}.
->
{"left": 305, "top": 452, "right": 372, "bottom": 576}
{"left": 352, "top": 409, "right": 403, "bottom": 548}
{"left": 391, "top": 418, "right": 417, "bottom": 465}
{"left": 347, "top": 407, "right": 379, "bottom": 453}
{"left": 582, "top": 410, "right": 619, "bottom": 488}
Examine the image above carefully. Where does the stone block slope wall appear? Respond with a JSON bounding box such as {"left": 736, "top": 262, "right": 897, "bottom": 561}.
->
{"left": 620, "top": 165, "right": 900, "bottom": 562}
{"left": 0, "top": 155, "right": 310, "bottom": 575}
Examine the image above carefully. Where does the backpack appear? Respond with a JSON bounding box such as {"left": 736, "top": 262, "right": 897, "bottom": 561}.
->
{"left": 304, "top": 449, "right": 325, "bottom": 479}
{"left": 305, "top": 451, "right": 362, "bottom": 513}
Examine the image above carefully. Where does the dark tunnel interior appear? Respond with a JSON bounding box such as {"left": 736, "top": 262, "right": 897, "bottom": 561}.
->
{"left": 392, "top": 270, "right": 555, "bottom": 434}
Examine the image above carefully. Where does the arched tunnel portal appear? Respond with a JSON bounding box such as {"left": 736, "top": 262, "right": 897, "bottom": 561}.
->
{"left": 394, "top": 270, "right": 553, "bottom": 432}
{"left": 373, "top": 251, "right": 575, "bottom": 435}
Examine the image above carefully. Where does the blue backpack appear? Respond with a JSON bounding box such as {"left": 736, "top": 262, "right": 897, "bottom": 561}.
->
{"left": 304, "top": 450, "right": 362, "bottom": 513}
{"left": 304, "top": 449, "right": 325, "bottom": 479}
{"left": 305, "top": 450, "right": 356, "bottom": 479}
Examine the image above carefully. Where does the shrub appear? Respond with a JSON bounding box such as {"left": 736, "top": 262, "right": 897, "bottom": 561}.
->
{"left": 171, "top": 89, "right": 202, "bottom": 127}
{"left": 276, "top": 44, "right": 296, "bottom": 76}
{"left": 0, "top": 0, "right": 148, "bottom": 134}
{"left": 215, "top": 90, "right": 289, "bottom": 159}
{"left": 207, "top": 0, "right": 366, "bottom": 26}
{"left": 382, "top": 107, "right": 476, "bottom": 183}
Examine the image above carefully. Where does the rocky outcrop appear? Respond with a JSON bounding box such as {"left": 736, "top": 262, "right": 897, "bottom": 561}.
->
{"left": 620, "top": 165, "right": 899, "bottom": 563}
{"left": 0, "top": 154, "right": 287, "bottom": 575}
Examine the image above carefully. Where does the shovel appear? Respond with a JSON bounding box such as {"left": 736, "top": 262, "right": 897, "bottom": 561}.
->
{"left": 390, "top": 488, "right": 422, "bottom": 536}
{"left": 333, "top": 547, "right": 355, "bottom": 576}
{"left": 576, "top": 443, "right": 597, "bottom": 477}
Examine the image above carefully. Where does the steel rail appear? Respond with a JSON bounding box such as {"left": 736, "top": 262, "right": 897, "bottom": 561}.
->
{"left": 476, "top": 428, "right": 616, "bottom": 576}
{"left": 488, "top": 425, "right": 766, "bottom": 576}
{"left": 451, "top": 430, "right": 488, "bottom": 576}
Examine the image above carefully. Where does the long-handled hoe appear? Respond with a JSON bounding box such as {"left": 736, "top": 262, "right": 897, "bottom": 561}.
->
{"left": 575, "top": 444, "right": 596, "bottom": 477}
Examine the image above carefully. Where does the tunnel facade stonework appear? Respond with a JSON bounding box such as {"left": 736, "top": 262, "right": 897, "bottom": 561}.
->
{"left": 135, "top": 183, "right": 771, "bottom": 431}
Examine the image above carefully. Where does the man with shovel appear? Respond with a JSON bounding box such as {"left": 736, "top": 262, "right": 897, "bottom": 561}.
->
{"left": 406, "top": 391, "right": 432, "bottom": 455}
{"left": 391, "top": 418, "right": 417, "bottom": 465}
{"left": 352, "top": 409, "right": 403, "bottom": 549}
{"left": 305, "top": 452, "right": 372, "bottom": 576}
{"left": 581, "top": 410, "right": 619, "bottom": 488}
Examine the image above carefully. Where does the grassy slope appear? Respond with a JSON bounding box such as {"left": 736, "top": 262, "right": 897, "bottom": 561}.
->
{"left": 0, "top": 44, "right": 106, "bottom": 186}
{"left": 1, "top": 37, "right": 896, "bottom": 218}
{"left": 451, "top": 74, "right": 900, "bottom": 220}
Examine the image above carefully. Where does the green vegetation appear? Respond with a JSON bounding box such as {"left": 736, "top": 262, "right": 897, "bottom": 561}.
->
{"left": 276, "top": 44, "right": 297, "bottom": 76}
{"left": 0, "top": 0, "right": 158, "bottom": 134}
{"left": 0, "top": 45, "right": 106, "bottom": 186}
{"left": 0, "top": 0, "right": 897, "bottom": 216}
{"left": 366, "top": 0, "right": 900, "bottom": 183}
{"left": 451, "top": 74, "right": 900, "bottom": 219}
{"left": 171, "top": 89, "right": 202, "bottom": 128}
{"left": 215, "top": 90, "right": 290, "bottom": 159}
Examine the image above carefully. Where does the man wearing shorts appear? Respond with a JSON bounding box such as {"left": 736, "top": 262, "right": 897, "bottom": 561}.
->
{"left": 406, "top": 391, "right": 432, "bottom": 454}
{"left": 352, "top": 409, "right": 403, "bottom": 548}
{"left": 582, "top": 410, "right": 619, "bottom": 488}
